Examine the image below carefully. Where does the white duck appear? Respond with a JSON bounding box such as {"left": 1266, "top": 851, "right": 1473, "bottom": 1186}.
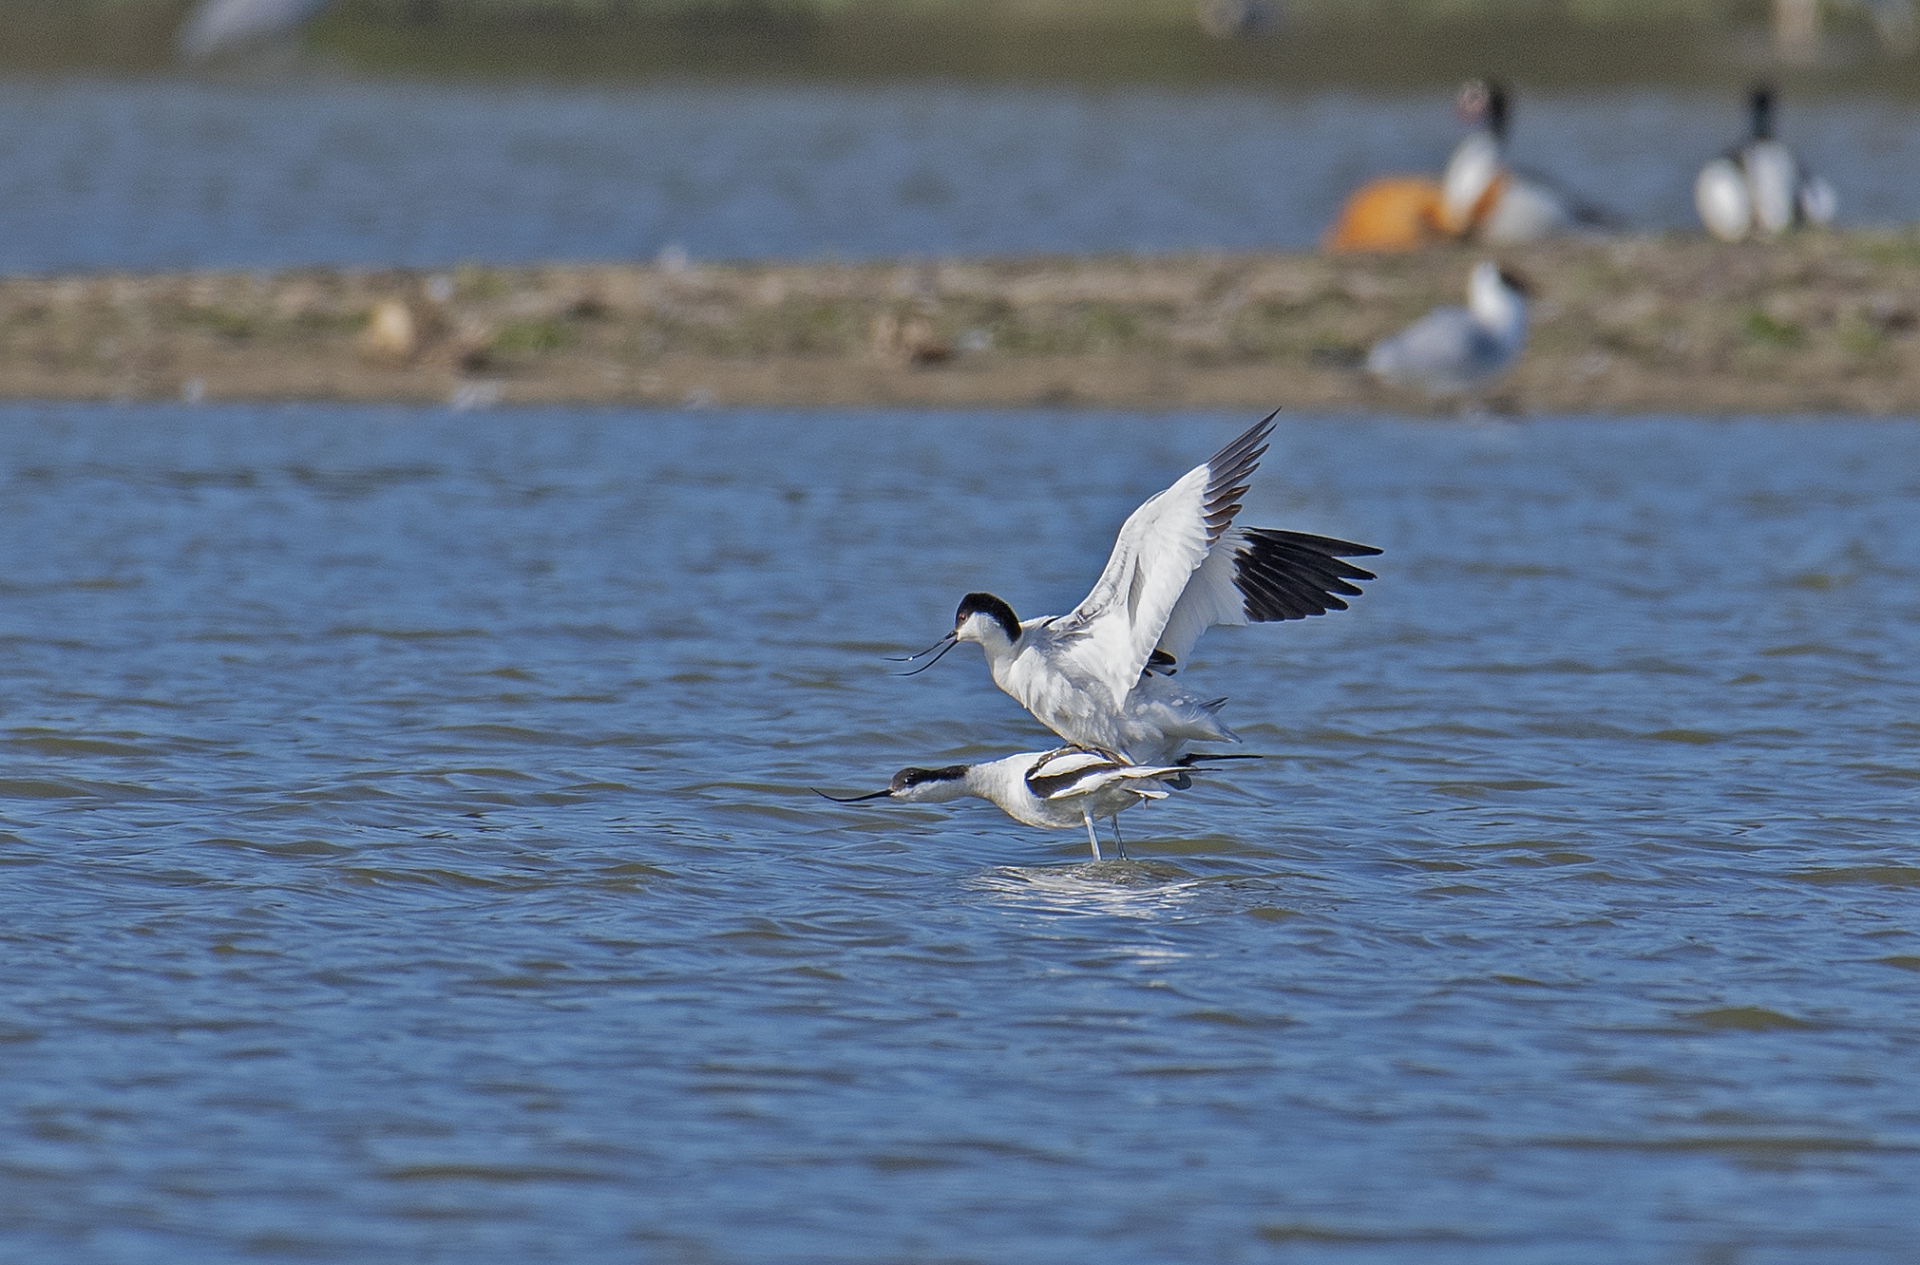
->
{"left": 1695, "top": 88, "right": 1837, "bottom": 243}
{"left": 820, "top": 748, "right": 1203, "bottom": 860}
{"left": 1367, "top": 261, "right": 1530, "bottom": 398}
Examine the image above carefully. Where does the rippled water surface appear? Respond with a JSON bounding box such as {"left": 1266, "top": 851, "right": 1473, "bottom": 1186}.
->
{"left": 1, "top": 405, "right": 1917, "bottom": 1262}
{"left": 1, "top": 79, "right": 1919, "bottom": 272}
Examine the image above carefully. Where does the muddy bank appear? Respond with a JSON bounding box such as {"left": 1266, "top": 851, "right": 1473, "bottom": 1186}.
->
{"left": 5, "top": 233, "right": 1919, "bottom": 415}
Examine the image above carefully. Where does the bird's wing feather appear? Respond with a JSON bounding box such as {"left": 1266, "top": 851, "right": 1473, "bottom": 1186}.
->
{"left": 1025, "top": 749, "right": 1190, "bottom": 800}
{"left": 1051, "top": 413, "right": 1275, "bottom": 708}
{"left": 1024, "top": 750, "right": 1127, "bottom": 800}
{"left": 1155, "top": 528, "right": 1381, "bottom": 668}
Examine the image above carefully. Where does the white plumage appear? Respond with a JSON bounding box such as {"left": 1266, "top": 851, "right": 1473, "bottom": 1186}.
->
{"left": 900, "top": 412, "right": 1379, "bottom": 765}
{"left": 1440, "top": 80, "right": 1607, "bottom": 244}
{"left": 822, "top": 748, "right": 1200, "bottom": 860}
{"left": 1695, "top": 88, "right": 1838, "bottom": 243}
{"left": 1367, "top": 261, "right": 1529, "bottom": 398}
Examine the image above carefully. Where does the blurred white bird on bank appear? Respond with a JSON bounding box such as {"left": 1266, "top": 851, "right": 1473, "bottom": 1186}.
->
{"left": 1367, "top": 261, "right": 1530, "bottom": 398}
{"left": 1695, "top": 88, "right": 1837, "bottom": 243}
{"left": 176, "top": 0, "right": 333, "bottom": 63}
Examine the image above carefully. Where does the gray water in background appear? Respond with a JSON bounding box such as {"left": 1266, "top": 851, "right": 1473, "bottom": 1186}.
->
{"left": 0, "top": 78, "right": 1918, "bottom": 273}
{"left": 0, "top": 404, "right": 1916, "bottom": 1263}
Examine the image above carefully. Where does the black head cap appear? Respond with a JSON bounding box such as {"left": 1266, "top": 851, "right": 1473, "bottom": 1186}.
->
{"left": 889, "top": 765, "right": 969, "bottom": 793}
{"left": 1496, "top": 266, "right": 1533, "bottom": 297}
{"left": 954, "top": 592, "right": 1021, "bottom": 644}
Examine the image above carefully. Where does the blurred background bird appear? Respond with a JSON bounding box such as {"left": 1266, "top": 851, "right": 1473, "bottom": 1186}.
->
{"left": 1367, "top": 260, "right": 1530, "bottom": 398}
{"left": 1695, "top": 87, "right": 1838, "bottom": 242}
{"left": 1439, "top": 79, "right": 1613, "bottom": 244}
{"left": 176, "top": 0, "right": 334, "bottom": 63}
{"left": 1325, "top": 77, "right": 1615, "bottom": 252}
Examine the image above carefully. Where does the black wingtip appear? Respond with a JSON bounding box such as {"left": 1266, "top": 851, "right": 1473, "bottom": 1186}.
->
{"left": 1231, "top": 528, "right": 1381, "bottom": 624}
{"left": 1201, "top": 412, "right": 1282, "bottom": 547}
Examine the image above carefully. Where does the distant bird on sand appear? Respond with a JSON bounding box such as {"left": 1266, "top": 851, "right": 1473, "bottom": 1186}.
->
{"left": 820, "top": 747, "right": 1210, "bottom": 860}
{"left": 1367, "top": 261, "right": 1530, "bottom": 398}
{"left": 894, "top": 412, "right": 1379, "bottom": 765}
{"left": 176, "top": 0, "right": 333, "bottom": 62}
{"left": 1695, "top": 88, "right": 1837, "bottom": 243}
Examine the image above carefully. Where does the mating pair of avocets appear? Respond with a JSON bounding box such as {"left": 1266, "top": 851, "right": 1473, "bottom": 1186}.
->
{"left": 823, "top": 413, "right": 1380, "bottom": 860}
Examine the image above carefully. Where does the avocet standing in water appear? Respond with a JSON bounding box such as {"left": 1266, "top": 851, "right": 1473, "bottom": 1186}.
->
{"left": 821, "top": 748, "right": 1205, "bottom": 860}
{"left": 896, "top": 412, "right": 1379, "bottom": 765}
{"left": 1367, "top": 261, "right": 1530, "bottom": 398}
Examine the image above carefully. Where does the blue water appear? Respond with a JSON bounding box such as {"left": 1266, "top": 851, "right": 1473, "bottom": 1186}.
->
{"left": 1, "top": 78, "right": 1917, "bottom": 273}
{"left": 0, "top": 405, "right": 1917, "bottom": 1262}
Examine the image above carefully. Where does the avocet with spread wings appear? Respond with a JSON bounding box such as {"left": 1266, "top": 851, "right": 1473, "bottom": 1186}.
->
{"left": 896, "top": 412, "right": 1379, "bottom": 764}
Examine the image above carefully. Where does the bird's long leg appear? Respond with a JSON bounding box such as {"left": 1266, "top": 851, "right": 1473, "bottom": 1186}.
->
{"left": 1109, "top": 814, "right": 1127, "bottom": 860}
{"left": 1082, "top": 809, "right": 1103, "bottom": 861}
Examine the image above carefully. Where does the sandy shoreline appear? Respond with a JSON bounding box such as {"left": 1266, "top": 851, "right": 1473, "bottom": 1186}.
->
{"left": 4, "top": 233, "right": 1918, "bottom": 415}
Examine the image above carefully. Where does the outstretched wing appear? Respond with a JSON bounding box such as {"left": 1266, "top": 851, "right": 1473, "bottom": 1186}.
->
{"left": 1153, "top": 528, "right": 1381, "bottom": 670}
{"left": 1050, "top": 412, "right": 1276, "bottom": 709}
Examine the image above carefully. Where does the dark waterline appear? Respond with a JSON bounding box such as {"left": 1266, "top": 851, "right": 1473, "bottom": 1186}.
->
{"left": 2, "top": 79, "right": 1918, "bottom": 275}
{"left": 0, "top": 404, "right": 1915, "bottom": 1262}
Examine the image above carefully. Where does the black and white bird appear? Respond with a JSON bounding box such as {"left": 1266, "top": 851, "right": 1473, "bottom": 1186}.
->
{"left": 896, "top": 412, "right": 1379, "bottom": 765}
{"left": 1367, "top": 260, "right": 1530, "bottom": 398}
{"left": 1695, "top": 88, "right": 1837, "bottom": 243}
{"left": 821, "top": 747, "right": 1204, "bottom": 860}
{"left": 1440, "top": 78, "right": 1614, "bottom": 244}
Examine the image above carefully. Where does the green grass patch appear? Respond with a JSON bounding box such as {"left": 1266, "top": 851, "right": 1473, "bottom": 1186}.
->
{"left": 1080, "top": 304, "right": 1140, "bottom": 349}
{"left": 1743, "top": 308, "right": 1802, "bottom": 350}
{"left": 1838, "top": 315, "right": 1886, "bottom": 357}
{"left": 184, "top": 306, "right": 255, "bottom": 340}
{"left": 492, "top": 317, "right": 576, "bottom": 353}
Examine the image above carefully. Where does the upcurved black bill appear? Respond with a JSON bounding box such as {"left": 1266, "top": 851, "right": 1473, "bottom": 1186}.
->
{"left": 885, "top": 634, "right": 956, "bottom": 663}
{"left": 894, "top": 636, "right": 959, "bottom": 677}
{"left": 814, "top": 788, "right": 893, "bottom": 803}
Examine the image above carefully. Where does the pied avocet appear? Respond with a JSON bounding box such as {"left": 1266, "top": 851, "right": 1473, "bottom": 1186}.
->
{"left": 896, "top": 412, "right": 1379, "bottom": 765}
{"left": 821, "top": 747, "right": 1209, "bottom": 860}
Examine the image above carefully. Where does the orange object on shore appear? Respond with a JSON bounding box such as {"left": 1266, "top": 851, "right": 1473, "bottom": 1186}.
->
{"left": 1324, "top": 175, "right": 1449, "bottom": 252}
